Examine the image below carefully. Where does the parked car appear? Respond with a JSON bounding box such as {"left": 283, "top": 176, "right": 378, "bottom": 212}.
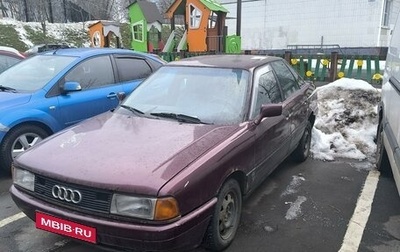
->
{"left": 0, "top": 46, "right": 25, "bottom": 73}
{"left": 0, "top": 48, "right": 165, "bottom": 174}
{"left": 10, "top": 55, "right": 317, "bottom": 251}
{"left": 377, "top": 14, "right": 400, "bottom": 196}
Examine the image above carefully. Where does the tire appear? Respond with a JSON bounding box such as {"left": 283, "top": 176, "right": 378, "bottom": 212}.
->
{"left": 376, "top": 122, "right": 391, "bottom": 177}
{"left": 292, "top": 121, "right": 312, "bottom": 162}
{"left": 0, "top": 125, "right": 49, "bottom": 175}
{"left": 203, "top": 179, "right": 242, "bottom": 251}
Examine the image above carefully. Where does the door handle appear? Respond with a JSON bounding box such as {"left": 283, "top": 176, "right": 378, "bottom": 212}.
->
{"left": 107, "top": 93, "right": 118, "bottom": 99}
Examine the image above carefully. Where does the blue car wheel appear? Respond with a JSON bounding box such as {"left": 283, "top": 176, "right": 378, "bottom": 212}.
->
{"left": 0, "top": 124, "right": 49, "bottom": 175}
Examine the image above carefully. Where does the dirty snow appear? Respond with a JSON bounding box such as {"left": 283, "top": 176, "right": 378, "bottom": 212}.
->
{"left": 285, "top": 196, "right": 307, "bottom": 220}
{"left": 281, "top": 78, "right": 380, "bottom": 221}
{"left": 311, "top": 78, "right": 381, "bottom": 163}
{"left": 281, "top": 174, "right": 305, "bottom": 196}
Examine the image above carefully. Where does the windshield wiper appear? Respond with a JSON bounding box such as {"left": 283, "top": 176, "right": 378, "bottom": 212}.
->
{"left": 150, "top": 112, "right": 213, "bottom": 124}
{"left": 0, "top": 85, "right": 17, "bottom": 92}
{"left": 120, "top": 104, "right": 145, "bottom": 116}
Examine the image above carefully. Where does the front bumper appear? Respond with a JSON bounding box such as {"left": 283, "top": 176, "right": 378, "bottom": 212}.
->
{"left": 10, "top": 185, "right": 216, "bottom": 251}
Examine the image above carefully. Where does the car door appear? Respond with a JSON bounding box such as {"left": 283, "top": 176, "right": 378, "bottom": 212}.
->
{"left": 56, "top": 55, "right": 123, "bottom": 127}
{"left": 248, "top": 64, "right": 291, "bottom": 188}
{"left": 113, "top": 55, "right": 155, "bottom": 97}
{"left": 271, "top": 60, "right": 308, "bottom": 151}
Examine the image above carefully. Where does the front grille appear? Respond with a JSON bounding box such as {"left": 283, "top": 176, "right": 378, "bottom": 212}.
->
{"left": 34, "top": 175, "right": 112, "bottom": 214}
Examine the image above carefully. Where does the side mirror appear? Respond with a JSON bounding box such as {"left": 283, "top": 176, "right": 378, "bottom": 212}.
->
{"left": 254, "top": 103, "right": 283, "bottom": 125}
{"left": 117, "top": 92, "right": 126, "bottom": 101}
{"left": 62, "top": 81, "right": 82, "bottom": 93}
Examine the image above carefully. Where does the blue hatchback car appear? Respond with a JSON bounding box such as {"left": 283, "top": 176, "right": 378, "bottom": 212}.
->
{"left": 0, "top": 48, "right": 165, "bottom": 174}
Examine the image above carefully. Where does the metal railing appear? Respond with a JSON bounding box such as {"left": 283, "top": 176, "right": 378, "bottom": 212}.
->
{"left": 155, "top": 50, "right": 385, "bottom": 84}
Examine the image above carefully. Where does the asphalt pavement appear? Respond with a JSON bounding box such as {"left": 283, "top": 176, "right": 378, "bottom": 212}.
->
{"left": 1, "top": 156, "right": 399, "bottom": 252}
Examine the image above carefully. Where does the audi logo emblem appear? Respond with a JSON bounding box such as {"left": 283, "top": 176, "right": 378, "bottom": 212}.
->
{"left": 51, "top": 185, "right": 82, "bottom": 204}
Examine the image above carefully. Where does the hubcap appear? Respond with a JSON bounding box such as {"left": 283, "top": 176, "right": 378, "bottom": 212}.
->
{"left": 11, "top": 133, "right": 43, "bottom": 159}
{"left": 219, "top": 192, "right": 237, "bottom": 240}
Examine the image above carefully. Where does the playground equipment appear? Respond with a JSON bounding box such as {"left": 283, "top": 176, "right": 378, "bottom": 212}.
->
{"left": 88, "top": 21, "right": 122, "bottom": 48}
{"left": 127, "top": 0, "right": 164, "bottom": 52}
{"left": 165, "top": 0, "right": 241, "bottom": 53}
{"left": 128, "top": 0, "right": 241, "bottom": 53}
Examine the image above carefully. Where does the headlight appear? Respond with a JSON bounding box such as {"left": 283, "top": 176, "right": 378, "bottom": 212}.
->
{"left": 13, "top": 166, "right": 35, "bottom": 191}
{"left": 110, "top": 194, "right": 180, "bottom": 221}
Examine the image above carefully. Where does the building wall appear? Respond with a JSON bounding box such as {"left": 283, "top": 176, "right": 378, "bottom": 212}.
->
{"left": 219, "top": 0, "right": 400, "bottom": 50}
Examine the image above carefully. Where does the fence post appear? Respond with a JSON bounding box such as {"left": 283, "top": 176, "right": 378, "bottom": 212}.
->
{"left": 330, "top": 52, "right": 339, "bottom": 82}
{"left": 284, "top": 51, "right": 292, "bottom": 64}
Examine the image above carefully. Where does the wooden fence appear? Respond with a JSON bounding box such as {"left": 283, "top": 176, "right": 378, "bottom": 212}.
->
{"left": 157, "top": 51, "right": 385, "bottom": 84}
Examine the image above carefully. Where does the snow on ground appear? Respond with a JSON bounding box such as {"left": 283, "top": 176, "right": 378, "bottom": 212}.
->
{"left": 0, "top": 18, "right": 92, "bottom": 48}
{"left": 281, "top": 175, "right": 305, "bottom": 196}
{"left": 310, "top": 78, "right": 381, "bottom": 163}
{"left": 285, "top": 196, "right": 307, "bottom": 220}
{"left": 283, "top": 78, "right": 380, "bottom": 221}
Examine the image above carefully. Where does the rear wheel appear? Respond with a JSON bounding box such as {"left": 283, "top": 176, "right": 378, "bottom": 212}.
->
{"left": 203, "top": 179, "right": 242, "bottom": 251}
{"left": 292, "top": 121, "right": 312, "bottom": 162}
{"left": 376, "top": 122, "right": 391, "bottom": 176}
{"left": 0, "top": 125, "right": 49, "bottom": 175}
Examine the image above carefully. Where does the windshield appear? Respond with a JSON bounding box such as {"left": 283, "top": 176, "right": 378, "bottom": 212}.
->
{"left": 122, "top": 66, "right": 250, "bottom": 125}
{"left": 0, "top": 55, "right": 76, "bottom": 92}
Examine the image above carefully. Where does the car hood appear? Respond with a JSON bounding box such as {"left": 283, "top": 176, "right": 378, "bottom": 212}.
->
{"left": 17, "top": 112, "right": 240, "bottom": 195}
{"left": 0, "top": 92, "right": 31, "bottom": 109}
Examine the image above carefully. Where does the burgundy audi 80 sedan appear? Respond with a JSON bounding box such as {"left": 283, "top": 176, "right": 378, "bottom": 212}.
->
{"left": 11, "top": 55, "right": 317, "bottom": 251}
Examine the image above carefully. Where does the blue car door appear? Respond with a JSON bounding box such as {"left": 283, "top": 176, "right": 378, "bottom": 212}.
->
{"left": 113, "top": 56, "right": 156, "bottom": 97}
{"left": 56, "top": 55, "right": 123, "bottom": 127}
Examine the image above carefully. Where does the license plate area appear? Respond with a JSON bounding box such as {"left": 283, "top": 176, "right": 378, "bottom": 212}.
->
{"left": 35, "top": 211, "right": 96, "bottom": 243}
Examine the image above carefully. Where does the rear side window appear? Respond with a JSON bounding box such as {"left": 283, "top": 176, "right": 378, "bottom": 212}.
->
{"left": 271, "top": 60, "right": 300, "bottom": 98}
{"left": 287, "top": 62, "right": 307, "bottom": 87}
{"left": 115, "top": 57, "right": 152, "bottom": 82}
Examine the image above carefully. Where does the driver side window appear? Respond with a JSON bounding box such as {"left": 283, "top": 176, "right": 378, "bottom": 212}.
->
{"left": 251, "top": 66, "right": 282, "bottom": 118}
{"left": 65, "top": 56, "right": 115, "bottom": 90}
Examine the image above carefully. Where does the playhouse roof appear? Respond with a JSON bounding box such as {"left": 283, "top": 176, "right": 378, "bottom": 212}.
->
{"left": 199, "top": 0, "right": 228, "bottom": 13}
{"left": 166, "top": 0, "right": 228, "bottom": 18}
{"left": 88, "top": 20, "right": 122, "bottom": 39}
{"left": 128, "top": 0, "right": 164, "bottom": 24}
{"left": 88, "top": 20, "right": 120, "bottom": 28}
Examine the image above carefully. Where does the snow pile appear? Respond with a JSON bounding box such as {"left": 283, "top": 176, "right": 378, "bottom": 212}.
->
{"left": 311, "top": 78, "right": 381, "bottom": 162}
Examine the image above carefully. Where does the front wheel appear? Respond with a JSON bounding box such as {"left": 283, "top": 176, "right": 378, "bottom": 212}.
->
{"left": 0, "top": 125, "right": 49, "bottom": 175}
{"left": 292, "top": 121, "right": 312, "bottom": 162}
{"left": 376, "top": 122, "right": 391, "bottom": 176}
{"left": 203, "top": 179, "right": 242, "bottom": 251}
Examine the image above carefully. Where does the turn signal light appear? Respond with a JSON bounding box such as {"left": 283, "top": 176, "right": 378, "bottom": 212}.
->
{"left": 154, "top": 197, "right": 180, "bottom": 220}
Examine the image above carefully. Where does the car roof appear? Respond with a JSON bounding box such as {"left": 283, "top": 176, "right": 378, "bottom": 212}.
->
{"left": 41, "top": 48, "right": 162, "bottom": 62}
{"left": 0, "top": 46, "right": 25, "bottom": 58}
{"left": 167, "top": 54, "right": 283, "bottom": 70}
